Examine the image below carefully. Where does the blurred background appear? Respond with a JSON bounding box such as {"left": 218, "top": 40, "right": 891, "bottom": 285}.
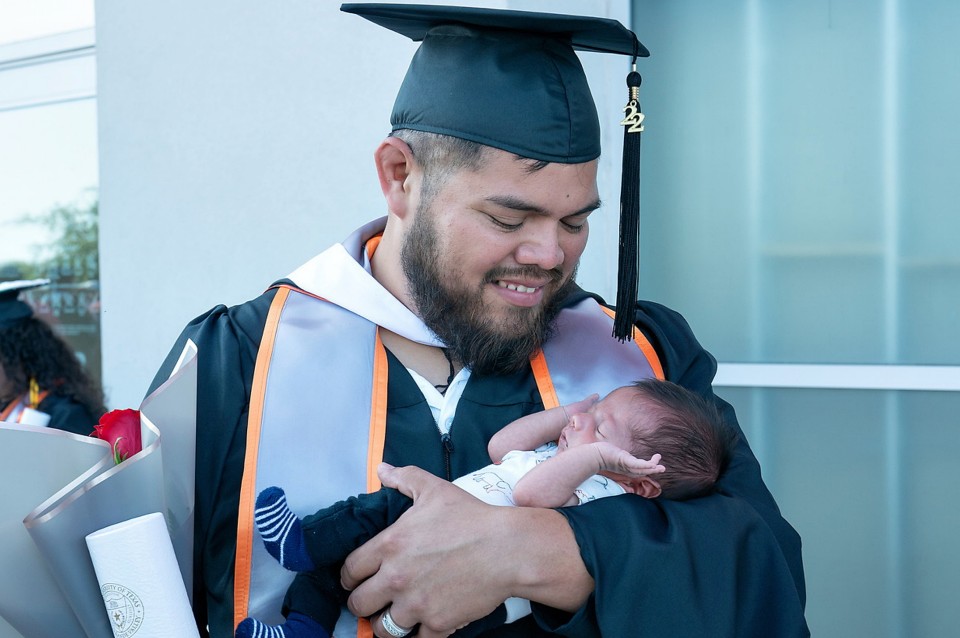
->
{"left": 0, "top": 1, "right": 957, "bottom": 636}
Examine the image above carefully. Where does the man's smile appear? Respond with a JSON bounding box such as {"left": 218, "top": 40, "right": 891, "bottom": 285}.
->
{"left": 495, "top": 280, "right": 541, "bottom": 294}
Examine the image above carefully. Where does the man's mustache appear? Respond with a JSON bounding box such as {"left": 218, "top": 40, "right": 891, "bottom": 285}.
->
{"left": 484, "top": 266, "right": 564, "bottom": 285}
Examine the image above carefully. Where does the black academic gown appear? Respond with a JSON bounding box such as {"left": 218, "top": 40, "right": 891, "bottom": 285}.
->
{"left": 148, "top": 283, "right": 809, "bottom": 638}
{"left": 34, "top": 392, "right": 99, "bottom": 436}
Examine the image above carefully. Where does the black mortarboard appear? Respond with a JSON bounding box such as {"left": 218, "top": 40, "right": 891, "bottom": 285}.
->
{"left": 342, "top": 3, "right": 649, "bottom": 340}
{"left": 0, "top": 279, "right": 49, "bottom": 329}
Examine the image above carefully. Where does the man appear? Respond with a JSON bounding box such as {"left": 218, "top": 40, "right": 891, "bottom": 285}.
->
{"left": 150, "top": 5, "right": 808, "bottom": 637}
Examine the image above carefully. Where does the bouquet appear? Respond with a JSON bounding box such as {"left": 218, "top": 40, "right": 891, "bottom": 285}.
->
{"left": 0, "top": 342, "right": 198, "bottom": 638}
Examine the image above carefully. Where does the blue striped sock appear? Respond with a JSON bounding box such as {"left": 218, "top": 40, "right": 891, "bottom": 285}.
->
{"left": 255, "top": 487, "right": 315, "bottom": 572}
{"left": 235, "top": 616, "right": 287, "bottom": 638}
{"left": 235, "top": 613, "right": 329, "bottom": 638}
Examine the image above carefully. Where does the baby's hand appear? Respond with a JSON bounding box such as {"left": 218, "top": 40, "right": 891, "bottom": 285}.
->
{"left": 593, "top": 442, "right": 665, "bottom": 477}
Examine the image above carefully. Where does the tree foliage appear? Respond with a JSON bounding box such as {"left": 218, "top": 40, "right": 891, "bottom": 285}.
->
{"left": 11, "top": 192, "right": 99, "bottom": 283}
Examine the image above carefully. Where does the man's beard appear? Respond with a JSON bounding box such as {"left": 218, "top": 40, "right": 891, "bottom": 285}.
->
{"left": 401, "top": 205, "right": 575, "bottom": 376}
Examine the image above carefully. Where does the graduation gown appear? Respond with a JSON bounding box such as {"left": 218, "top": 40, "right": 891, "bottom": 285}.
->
{"left": 1, "top": 391, "right": 98, "bottom": 436}
{"left": 41, "top": 393, "right": 100, "bottom": 435}
{"left": 149, "top": 283, "right": 809, "bottom": 638}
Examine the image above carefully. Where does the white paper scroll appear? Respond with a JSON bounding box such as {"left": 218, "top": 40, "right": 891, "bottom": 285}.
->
{"left": 86, "top": 513, "right": 199, "bottom": 638}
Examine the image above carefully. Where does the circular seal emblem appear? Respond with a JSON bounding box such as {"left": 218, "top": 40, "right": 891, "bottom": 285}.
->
{"left": 101, "top": 583, "right": 144, "bottom": 637}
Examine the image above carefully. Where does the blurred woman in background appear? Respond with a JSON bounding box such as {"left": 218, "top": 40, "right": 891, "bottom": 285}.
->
{"left": 0, "top": 279, "right": 105, "bottom": 434}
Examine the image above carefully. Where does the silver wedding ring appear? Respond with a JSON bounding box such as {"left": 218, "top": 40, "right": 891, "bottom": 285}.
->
{"left": 381, "top": 607, "right": 413, "bottom": 637}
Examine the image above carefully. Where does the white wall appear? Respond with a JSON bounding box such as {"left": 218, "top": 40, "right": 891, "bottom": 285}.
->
{"left": 96, "top": 0, "right": 632, "bottom": 408}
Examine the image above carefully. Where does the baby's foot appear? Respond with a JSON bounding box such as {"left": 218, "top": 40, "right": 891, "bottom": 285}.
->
{"left": 255, "top": 487, "right": 315, "bottom": 572}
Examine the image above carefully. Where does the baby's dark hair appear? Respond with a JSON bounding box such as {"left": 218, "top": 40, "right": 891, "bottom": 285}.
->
{"left": 627, "top": 379, "right": 738, "bottom": 500}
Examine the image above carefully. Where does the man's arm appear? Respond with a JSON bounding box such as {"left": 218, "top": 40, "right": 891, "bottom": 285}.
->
{"left": 541, "top": 297, "right": 809, "bottom": 637}
{"left": 487, "top": 394, "right": 597, "bottom": 462}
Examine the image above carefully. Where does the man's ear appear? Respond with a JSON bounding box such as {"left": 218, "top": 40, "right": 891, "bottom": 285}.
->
{"left": 625, "top": 476, "right": 662, "bottom": 499}
{"left": 374, "top": 136, "right": 418, "bottom": 220}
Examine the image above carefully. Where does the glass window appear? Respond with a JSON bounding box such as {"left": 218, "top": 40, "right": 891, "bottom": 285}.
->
{"left": 633, "top": 2, "right": 960, "bottom": 637}
{"left": 0, "top": 96, "right": 100, "bottom": 383}
{"left": 0, "top": 0, "right": 94, "bottom": 46}
{"left": 633, "top": 0, "right": 960, "bottom": 366}
{"left": 721, "top": 386, "right": 960, "bottom": 638}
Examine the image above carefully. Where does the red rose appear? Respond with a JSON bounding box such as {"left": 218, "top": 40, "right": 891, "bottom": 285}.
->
{"left": 91, "top": 409, "right": 143, "bottom": 464}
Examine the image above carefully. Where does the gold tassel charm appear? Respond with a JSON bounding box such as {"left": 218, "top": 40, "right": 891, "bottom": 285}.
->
{"left": 620, "top": 65, "right": 645, "bottom": 133}
{"left": 28, "top": 377, "right": 41, "bottom": 409}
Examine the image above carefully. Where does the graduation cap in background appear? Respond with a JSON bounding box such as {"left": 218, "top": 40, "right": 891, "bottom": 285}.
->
{"left": 341, "top": 3, "right": 649, "bottom": 341}
{"left": 0, "top": 279, "right": 49, "bottom": 329}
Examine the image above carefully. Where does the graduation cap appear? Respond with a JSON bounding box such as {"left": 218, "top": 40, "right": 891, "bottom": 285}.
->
{"left": 341, "top": 3, "right": 649, "bottom": 341}
{"left": 0, "top": 279, "right": 49, "bottom": 329}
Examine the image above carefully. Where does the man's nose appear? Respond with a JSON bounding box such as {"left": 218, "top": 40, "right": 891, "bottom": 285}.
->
{"left": 515, "top": 227, "right": 564, "bottom": 270}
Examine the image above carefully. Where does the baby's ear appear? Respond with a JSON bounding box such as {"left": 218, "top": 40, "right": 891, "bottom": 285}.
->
{"left": 625, "top": 476, "right": 662, "bottom": 499}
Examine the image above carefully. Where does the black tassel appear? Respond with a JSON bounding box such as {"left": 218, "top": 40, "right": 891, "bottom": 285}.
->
{"left": 614, "top": 66, "right": 644, "bottom": 342}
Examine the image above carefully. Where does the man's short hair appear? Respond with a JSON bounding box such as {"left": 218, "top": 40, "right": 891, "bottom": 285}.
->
{"left": 391, "top": 129, "right": 552, "bottom": 205}
{"left": 390, "top": 129, "right": 487, "bottom": 205}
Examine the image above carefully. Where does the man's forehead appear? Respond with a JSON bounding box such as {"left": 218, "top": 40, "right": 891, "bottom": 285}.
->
{"left": 453, "top": 154, "right": 600, "bottom": 208}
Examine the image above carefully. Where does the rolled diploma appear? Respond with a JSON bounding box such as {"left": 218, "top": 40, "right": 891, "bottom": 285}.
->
{"left": 86, "top": 512, "right": 199, "bottom": 638}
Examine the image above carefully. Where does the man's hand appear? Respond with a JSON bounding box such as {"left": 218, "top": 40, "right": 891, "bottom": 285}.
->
{"left": 340, "top": 463, "right": 593, "bottom": 637}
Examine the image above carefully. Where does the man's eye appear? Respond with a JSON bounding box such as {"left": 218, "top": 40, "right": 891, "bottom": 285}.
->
{"left": 561, "top": 220, "right": 586, "bottom": 233}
